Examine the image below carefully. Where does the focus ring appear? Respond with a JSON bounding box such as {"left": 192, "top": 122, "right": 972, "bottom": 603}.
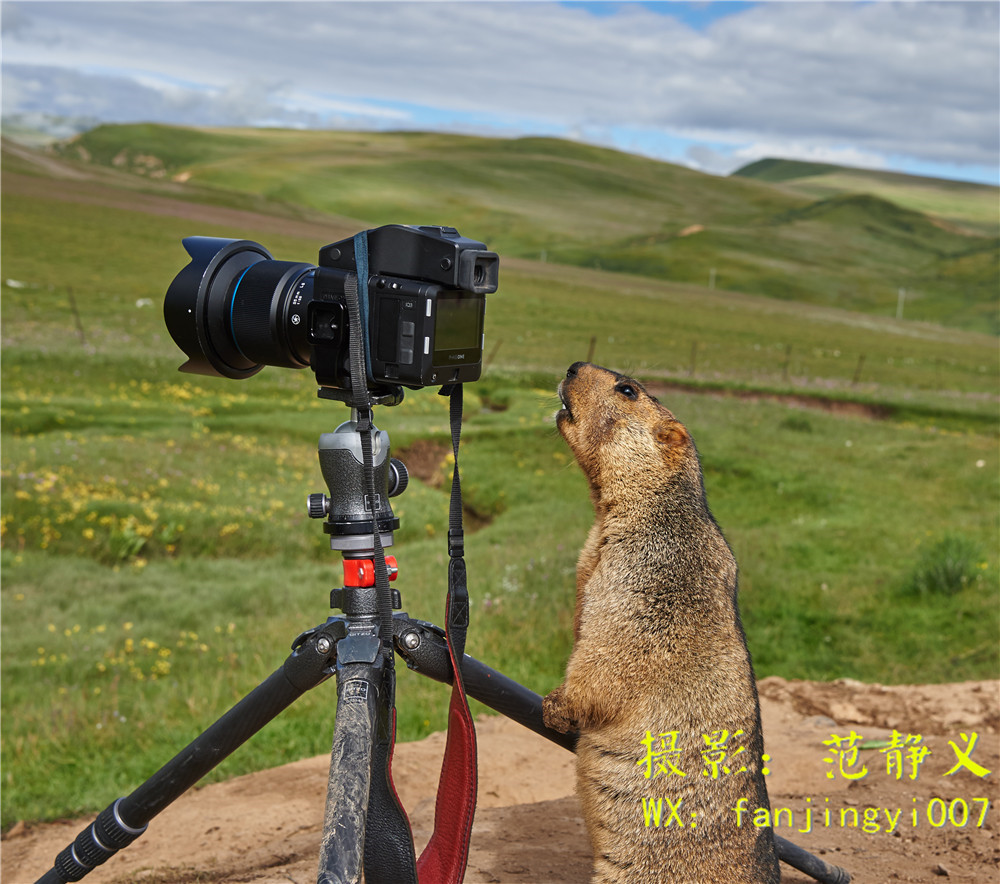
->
{"left": 229, "top": 260, "right": 296, "bottom": 365}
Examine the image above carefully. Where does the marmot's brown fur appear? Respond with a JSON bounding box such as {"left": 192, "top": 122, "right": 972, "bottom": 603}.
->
{"left": 542, "top": 362, "right": 780, "bottom": 884}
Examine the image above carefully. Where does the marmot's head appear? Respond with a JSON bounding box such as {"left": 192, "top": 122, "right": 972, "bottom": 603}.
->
{"left": 556, "top": 362, "right": 701, "bottom": 508}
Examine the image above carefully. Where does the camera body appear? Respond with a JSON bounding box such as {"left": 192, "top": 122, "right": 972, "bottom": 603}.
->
{"left": 312, "top": 226, "right": 496, "bottom": 390}
{"left": 164, "top": 224, "right": 498, "bottom": 394}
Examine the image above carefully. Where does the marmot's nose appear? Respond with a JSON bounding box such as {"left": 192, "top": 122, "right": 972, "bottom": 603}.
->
{"left": 567, "top": 362, "right": 586, "bottom": 379}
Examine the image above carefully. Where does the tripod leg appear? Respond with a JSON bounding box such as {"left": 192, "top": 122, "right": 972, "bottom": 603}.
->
{"left": 34, "top": 622, "right": 344, "bottom": 884}
{"left": 316, "top": 658, "right": 381, "bottom": 884}
{"left": 395, "top": 617, "right": 577, "bottom": 752}
{"left": 314, "top": 623, "right": 424, "bottom": 884}
{"left": 772, "top": 836, "right": 851, "bottom": 884}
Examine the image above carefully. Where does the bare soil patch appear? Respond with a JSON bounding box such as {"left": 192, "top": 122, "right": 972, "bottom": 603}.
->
{"left": 2, "top": 166, "right": 359, "bottom": 244}
{"left": 5, "top": 679, "right": 997, "bottom": 883}
{"left": 394, "top": 439, "right": 494, "bottom": 532}
{"left": 394, "top": 439, "right": 453, "bottom": 488}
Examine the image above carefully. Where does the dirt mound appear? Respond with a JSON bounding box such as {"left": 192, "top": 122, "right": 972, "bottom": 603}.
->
{"left": 4, "top": 679, "right": 998, "bottom": 884}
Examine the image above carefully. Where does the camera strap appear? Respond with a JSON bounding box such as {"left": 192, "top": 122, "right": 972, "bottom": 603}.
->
{"left": 344, "top": 235, "right": 477, "bottom": 884}
{"left": 353, "top": 230, "right": 376, "bottom": 386}
{"left": 342, "top": 234, "right": 418, "bottom": 882}
{"left": 344, "top": 231, "right": 394, "bottom": 648}
{"left": 415, "top": 382, "right": 478, "bottom": 884}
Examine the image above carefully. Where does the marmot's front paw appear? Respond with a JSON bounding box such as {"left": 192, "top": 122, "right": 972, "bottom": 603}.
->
{"left": 542, "top": 687, "right": 574, "bottom": 733}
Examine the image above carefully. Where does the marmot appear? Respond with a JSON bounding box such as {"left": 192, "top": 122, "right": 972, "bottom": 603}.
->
{"left": 542, "top": 362, "right": 779, "bottom": 884}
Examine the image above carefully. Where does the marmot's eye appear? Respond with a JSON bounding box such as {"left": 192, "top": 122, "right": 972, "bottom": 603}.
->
{"left": 616, "top": 383, "right": 639, "bottom": 400}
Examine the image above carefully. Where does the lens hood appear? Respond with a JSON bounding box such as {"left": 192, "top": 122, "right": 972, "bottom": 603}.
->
{"left": 164, "top": 236, "right": 273, "bottom": 379}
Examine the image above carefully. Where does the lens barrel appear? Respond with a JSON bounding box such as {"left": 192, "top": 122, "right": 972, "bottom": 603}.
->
{"left": 227, "top": 259, "right": 314, "bottom": 369}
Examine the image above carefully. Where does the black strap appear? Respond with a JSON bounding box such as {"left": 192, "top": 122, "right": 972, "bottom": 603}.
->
{"left": 414, "top": 382, "right": 477, "bottom": 884}
{"left": 442, "top": 384, "right": 469, "bottom": 659}
{"left": 343, "top": 235, "right": 476, "bottom": 883}
{"left": 364, "top": 671, "right": 418, "bottom": 884}
{"left": 342, "top": 233, "right": 393, "bottom": 649}
{"left": 342, "top": 234, "right": 418, "bottom": 884}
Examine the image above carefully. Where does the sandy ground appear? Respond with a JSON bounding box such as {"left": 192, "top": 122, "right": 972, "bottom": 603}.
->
{"left": 5, "top": 678, "right": 998, "bottom": 884}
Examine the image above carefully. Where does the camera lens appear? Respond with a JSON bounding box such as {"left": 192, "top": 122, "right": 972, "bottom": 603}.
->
{"left": 164, "top": 237, "right": 316, "bottom": 379}
{"left": 228, "top": 259, "right": 314, "bottom": 368}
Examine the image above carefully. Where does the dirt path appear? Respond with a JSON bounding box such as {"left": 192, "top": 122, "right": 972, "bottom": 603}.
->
{"left": 4, "top": 679, "right": 998, "bottom": 884}
{"left": 2, "top": 146, "right": 361, "bottom": 244}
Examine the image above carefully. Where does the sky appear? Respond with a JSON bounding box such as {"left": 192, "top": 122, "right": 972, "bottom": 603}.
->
{"left": 2, "top": 1, "right": 998, "bottom": 184}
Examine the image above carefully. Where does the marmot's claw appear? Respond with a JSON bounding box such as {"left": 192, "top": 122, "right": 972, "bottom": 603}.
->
{"left": 542, "top": 690, "right": 573, "bottom": 733}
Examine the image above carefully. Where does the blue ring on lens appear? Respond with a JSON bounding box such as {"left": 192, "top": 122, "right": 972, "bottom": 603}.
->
{"left": 229, "top": 265, "right": 253, "bottom": 360}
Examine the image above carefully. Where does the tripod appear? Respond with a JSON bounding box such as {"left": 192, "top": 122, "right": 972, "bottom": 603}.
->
{"left": 34, "top": 393, "right": 850, "bottom": 884}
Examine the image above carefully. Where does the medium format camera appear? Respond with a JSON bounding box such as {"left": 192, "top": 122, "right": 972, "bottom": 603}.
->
{"left": 164, "top": 224, "right": 499, "bottom": 393}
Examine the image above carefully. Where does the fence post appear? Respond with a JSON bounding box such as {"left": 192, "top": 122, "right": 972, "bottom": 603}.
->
{"left": 68, "top": 286, "right": 88, "bottom": 346}
{"left": 852, "top": 353, "right": 866, "bottom": 386}
{"left": 485, "top": 339, "right": 503, "bottom": 369}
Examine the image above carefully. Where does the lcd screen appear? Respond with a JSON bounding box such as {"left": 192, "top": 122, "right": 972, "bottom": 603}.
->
{"left": 434, "top": 294, "right": 483, "bottom": 354}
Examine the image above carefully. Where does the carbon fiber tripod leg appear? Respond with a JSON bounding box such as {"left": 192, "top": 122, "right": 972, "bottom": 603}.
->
{"left": 317, "top": 651, "right": 382, "bottom": 884}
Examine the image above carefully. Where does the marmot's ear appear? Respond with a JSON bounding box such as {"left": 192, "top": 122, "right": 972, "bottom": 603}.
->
{"left": 655, "top": 419, "right": 689, "bottom": 450}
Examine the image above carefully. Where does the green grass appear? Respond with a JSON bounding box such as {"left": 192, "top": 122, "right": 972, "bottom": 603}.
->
{"left": 2, "top": 131, "right": 998, "bottom": 828}
{"left": 900, "top": 533, "right": 986, "bottom": 598}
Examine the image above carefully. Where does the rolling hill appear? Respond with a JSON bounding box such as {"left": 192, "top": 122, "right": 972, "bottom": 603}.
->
{"left": 31, "top": 124, "right": 1000, "bottom": 333}
{"left": 734, "top": 157, "right": 999, "bottom": 236}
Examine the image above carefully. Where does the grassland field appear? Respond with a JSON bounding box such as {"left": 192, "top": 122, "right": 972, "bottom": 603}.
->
{"left": 1, "top": 129, "right": 997, "bottom": 828}
{"left": 55, "top": 125, "right": 1000, "bottom": 334}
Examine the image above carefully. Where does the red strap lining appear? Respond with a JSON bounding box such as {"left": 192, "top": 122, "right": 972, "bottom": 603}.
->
{"left": 415, "top": 628, "right": 477, "bottom": 882}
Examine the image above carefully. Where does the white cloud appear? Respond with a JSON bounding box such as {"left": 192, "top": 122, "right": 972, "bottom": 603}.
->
{"left": 2, "top": 1, "right": 996, "bottom": 179}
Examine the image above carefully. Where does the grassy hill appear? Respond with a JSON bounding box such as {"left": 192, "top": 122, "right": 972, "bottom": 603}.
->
{"left": 54, "top": 124, "right": 1000, "bottom": 333}
{"left": 2, "top": 131, "right": 997, "bottom": 826}
{"left": 734, "top": 157, "right": 1000, "bottom": 237}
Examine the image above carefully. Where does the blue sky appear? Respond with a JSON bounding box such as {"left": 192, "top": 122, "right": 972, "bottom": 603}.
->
{"left": 2, "top": 1, "right": 997, "bottom": 184}
{"left": 565, "top": 1, "right": 759, "bottom": 28}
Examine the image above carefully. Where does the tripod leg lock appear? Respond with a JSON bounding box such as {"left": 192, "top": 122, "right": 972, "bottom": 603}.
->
{"left": 50, "top": 798, "right": 146, "bottom": 883}
{"left": 393, "top": 617, "right": 451, "bottom": 682}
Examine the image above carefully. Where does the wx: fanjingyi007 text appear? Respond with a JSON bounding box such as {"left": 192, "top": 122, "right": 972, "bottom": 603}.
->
{"left": 642, "top": 796, "right": 991, "bottom": 834}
